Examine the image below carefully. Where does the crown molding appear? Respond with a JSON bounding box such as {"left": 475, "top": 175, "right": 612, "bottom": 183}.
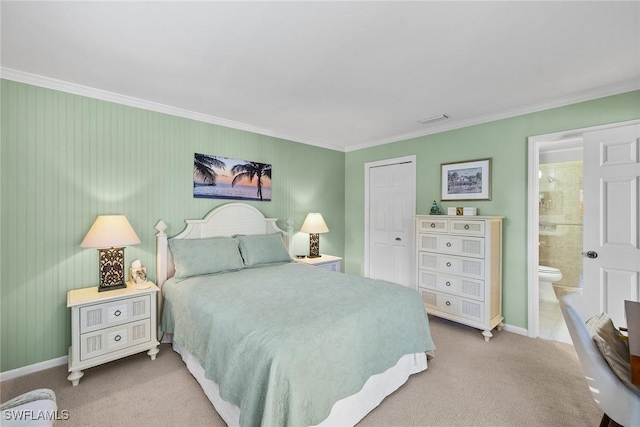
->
{"left": 344, "top": 78, "right": 640, "bottom": 152}
{"left": 0, "top": 68, "right": 346, "bottom": 152}
{"left": 2, "top": 67, "right": 637, "bottom": 154}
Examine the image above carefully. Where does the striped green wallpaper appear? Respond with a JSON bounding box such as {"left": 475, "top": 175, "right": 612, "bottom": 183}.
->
{"left": 0, "top": 79, "right": 345, "bottom": 372}
{"left": 3, "top": 78, "right": 639, "bottom": 373}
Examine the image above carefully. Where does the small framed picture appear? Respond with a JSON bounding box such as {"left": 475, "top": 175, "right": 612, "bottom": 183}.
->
{"left": 441, "top": 158, "right": 491, "bottom": 201}
{"left": 129, "top": 266, "right": 147, "bottom": 284}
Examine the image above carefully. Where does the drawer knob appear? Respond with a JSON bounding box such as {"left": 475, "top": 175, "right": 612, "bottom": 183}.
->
{"left": 445, "top": 301, "right": 451, "bottom": 306}
{"left": 430, "top": 223, "right": 436, "bottom": 228}
{"left": 114, "top": 310, "right": 122, "bottom": 317}
{"left": 446, "top": 262, "right": 452, "bottom": 267}
{"left": 446, "top": 281, "right": 451, "bottom": 286}
{"left": 114, "top": 335, "right": 122, "bottom": 342}
{"left": 446, "top": 242, "right": 452, "bottom": 247}
{"left": 464, "top": 224, "right": 470, "bottom": 230}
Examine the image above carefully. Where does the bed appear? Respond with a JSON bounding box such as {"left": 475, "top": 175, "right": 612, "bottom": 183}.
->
{"left": 156, "top": 203, "right": 435, "bottom": 427}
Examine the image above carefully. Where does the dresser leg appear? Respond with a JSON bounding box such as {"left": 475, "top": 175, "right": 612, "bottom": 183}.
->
{"left": 67, "top": 370, "right": 84, "bottom": 386}
{"left": 147, "top": 346, "right": 159, "bottom": 361}
{"left": 497, "top": 322, "right": 504, "bottom": 331}
{"left": 482, "top": 330, "right": 493, "bottom": 342}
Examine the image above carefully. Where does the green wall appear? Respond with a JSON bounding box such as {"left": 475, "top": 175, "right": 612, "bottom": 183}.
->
{"left": 1, "top": 78, "right": 638, "bottom": 373}
{"left": 0, "top": 80, "right": 345, "bottom": 372}
{"left": 344, "top": 90, "right": 640, "bottom": 330}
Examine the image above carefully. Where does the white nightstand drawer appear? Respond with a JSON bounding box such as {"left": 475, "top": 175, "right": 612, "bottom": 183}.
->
{"left": 80, "top": 295, "right": 151, "bottom": 333}
{"left": 80, "top": 319, "right": 151, "bottom": 361}
{"left": 418, "top": 271, "right": 485, "bottom": 301}
{"left": 316, "top": 262, "right": 340, "bottom": 272}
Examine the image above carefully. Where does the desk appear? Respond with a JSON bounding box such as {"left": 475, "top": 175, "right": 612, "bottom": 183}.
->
{"left": 626, "top": 300, "right": 640, "bottom": 386}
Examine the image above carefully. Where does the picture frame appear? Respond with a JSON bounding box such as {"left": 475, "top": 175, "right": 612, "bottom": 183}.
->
{"left": 193, "top": 153, "right": 272, "bottom": 201}
{"left": 441, "top": 158, "right": 491, "bottom": 201}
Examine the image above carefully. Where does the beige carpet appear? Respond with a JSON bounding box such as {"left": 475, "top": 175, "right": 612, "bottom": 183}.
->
{"left": 1, "top": 316, "right": 601, "bottom": 426}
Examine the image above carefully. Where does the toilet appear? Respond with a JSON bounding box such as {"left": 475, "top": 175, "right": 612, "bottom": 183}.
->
{"left": 538, "top": 265, "right": 563, "bottom": 301}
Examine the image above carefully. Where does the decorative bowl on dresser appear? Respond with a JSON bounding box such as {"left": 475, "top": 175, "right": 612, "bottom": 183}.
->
{"left": 416, "top": 215, "right": 504, "bottom": 341}
{"left": 66, "top": 282, "right": 160, "bottom": 385}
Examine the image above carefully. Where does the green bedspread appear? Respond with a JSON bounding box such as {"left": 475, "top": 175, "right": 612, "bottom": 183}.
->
{"left": 162, "top": 262, "right": 435, "bottom": 427}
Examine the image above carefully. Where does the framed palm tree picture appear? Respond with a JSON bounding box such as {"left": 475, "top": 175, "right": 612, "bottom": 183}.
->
{"left": 441, "top": 158, "right": 491, "bottom": 201}
{"left": 193, "top": 153, "right": 272, "bottom": 201}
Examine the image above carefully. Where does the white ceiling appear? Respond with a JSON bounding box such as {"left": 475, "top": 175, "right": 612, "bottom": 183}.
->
{"left": 2, "top": 1, "right": 639, "bottom": 152}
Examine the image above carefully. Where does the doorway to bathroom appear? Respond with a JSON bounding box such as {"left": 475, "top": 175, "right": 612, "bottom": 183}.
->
{"left": 528, "top": 119, "right": 640, "bottom": 341}
{"left": 537, "top": 139, "right": 584, "bottom": 343}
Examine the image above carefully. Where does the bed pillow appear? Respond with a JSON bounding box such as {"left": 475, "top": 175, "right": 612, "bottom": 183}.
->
{"left": 169, "top": 236, "right": 244, "bottom": 279}
{"left": 586, "top": 313, "right": 640, "bottom": 396}
{"left": 236, "top": 234, "right": 292, "bottom": 267}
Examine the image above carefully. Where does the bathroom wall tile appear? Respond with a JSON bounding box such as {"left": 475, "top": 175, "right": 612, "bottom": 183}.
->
{"left": 538, "top": 161, "right": 583, "bottom": 288}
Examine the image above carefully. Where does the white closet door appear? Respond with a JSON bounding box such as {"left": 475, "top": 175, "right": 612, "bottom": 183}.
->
{"left": 368, "top": 161, "right": 415, "bottom": 289}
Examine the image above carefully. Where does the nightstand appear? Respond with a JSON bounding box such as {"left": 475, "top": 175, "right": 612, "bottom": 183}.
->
{"left": 294, "top": 254, "right": 342, "bottom": 272}
{"left": 67, "top": 281, "right": 160, "bottom": 386}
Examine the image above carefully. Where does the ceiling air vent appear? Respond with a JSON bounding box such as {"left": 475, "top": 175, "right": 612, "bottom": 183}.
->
{"left": 418, "top": 114, "right": 449, "bottom": 125}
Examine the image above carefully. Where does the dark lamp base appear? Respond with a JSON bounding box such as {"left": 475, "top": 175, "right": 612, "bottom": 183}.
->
{"left": 308, "top": 233, "right": 321, "bottom": 258}
{"left": 97, "top": 247, "right": 127, "bottom": 292}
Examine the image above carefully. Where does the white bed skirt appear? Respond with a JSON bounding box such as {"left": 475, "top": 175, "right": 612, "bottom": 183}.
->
{"left": 172, "top": 341, "right": 427, "bottom": 427}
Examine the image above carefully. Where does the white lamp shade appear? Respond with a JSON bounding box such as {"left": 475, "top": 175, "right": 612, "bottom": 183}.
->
{"left": 81, "top": 215, "right": 141, "bottom": 248}
{"left": 300, "top": 213, "right": 329, "bottom": 234}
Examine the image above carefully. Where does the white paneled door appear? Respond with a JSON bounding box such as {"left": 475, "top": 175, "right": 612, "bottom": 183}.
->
{"left": 367, "top": 160, "right": 415, "bottom": 289}
{"left": 583, "top": 123, "right": 640, "bottom": 327}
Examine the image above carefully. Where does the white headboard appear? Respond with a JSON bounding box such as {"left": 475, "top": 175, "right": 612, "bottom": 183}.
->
{"left": 155, "top": 203, "right": 292, "bottom": 288}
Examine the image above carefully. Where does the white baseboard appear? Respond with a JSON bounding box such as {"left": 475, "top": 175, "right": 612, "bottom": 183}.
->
{"left": 0, "top": 356, "right": 68, "bottom": 382}
{"left": 502, "top": 323, "right": 528, "bottom": 336}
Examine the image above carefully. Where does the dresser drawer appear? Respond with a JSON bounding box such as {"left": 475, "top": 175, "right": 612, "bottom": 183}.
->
{"left": 80, "top": 295, "right": 151, "bottom": 333}
{"left": 450, "top": 219, "right": 485, "bottom": 236}
{"left": 80, "top": 319, "right": 151, "bottom": 361}
{"left": 418, "top": 252, "right": 485, "bottom": 280}
{"left": 417, "top": 234, "right": 485, "bottom": 258}
{"left": 418, "top": 270, "right": 485, "bottom": 301}
{"left": 417, "top": 217, "right": 449, "bottom": 233}
{"left": 419, "top": 289, "right": 485, "bottom": 323}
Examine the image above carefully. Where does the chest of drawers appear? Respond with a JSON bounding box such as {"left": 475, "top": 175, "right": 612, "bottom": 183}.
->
{"left": 416, "top": 215, "right": 503, "bottom": 341}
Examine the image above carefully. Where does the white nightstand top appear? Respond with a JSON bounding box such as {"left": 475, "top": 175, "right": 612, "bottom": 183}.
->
{"left": 67, "top": 281, "right": 159, "bottom": 308}
{"left": 294, "top": 254, "right": 342, "bottom": 266}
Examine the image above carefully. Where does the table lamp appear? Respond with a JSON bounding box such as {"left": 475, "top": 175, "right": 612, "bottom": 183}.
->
{"left": 300, "top": 213, "right": 329, "bottom": 258}
{"left": 81, "top": 215, "right": 141, "bottom": 292}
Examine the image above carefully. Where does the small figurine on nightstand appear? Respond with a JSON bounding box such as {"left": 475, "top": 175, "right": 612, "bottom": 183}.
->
{"left": 430, "top": 200, "right": 442, "bottom": 215}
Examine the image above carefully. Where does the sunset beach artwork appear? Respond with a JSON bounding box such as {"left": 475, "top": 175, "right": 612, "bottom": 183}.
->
{"left": 193, "top": 153, "right": 272, "bottom": 201}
